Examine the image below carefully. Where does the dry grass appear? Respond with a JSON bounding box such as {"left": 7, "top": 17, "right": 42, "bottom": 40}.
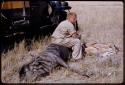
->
{"left": 1, "top": 1, "right": 123, "bottom": 83}
{"left": 1, "top": 36, "right": 51, "bottom": 83}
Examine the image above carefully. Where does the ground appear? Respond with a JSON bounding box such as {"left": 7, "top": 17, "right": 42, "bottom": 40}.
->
{"left": 1, "top": 1, "right": 123, "bottom": 84}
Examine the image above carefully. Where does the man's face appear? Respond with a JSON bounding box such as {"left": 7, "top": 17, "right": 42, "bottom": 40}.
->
{"left": 69, "top": 16, "right": 77, "bottom": 24}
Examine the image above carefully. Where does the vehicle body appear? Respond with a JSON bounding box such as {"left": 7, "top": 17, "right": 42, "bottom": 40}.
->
{"left": 1, "top": 1, "right": 71, "bottom": 37}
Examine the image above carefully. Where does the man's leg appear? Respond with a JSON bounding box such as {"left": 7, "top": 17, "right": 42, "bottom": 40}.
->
{"left": 71, "top": 39, "right": 82, "bottom": 60}
{"left": 60, "top": 38, "right": 83, "bottom": 60}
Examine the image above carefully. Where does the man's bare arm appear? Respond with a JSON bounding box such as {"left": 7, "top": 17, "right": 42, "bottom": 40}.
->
{"left": 66, "top": 31, "right": 77, "bottom": 38}
{"left": 72, "top": 31, "right": 81, "bottom": 39}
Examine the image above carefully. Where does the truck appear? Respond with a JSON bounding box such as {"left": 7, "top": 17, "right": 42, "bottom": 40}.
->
{"left": 1, "top": 1, "right": 72, "bottom": 38}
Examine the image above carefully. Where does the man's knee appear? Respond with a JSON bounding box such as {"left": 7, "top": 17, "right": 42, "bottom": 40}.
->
{"left": 74, "top": 39, "right": 81, "bottom": 44}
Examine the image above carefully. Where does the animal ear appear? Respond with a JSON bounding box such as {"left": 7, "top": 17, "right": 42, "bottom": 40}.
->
{"left": 114, "top": 45, "right": 120, "bottom": 54}
{"left": 82, "top": 43, "right": 87, "bottom": 48}
{"left": 19, "top": 64, "right": 29, "bottom": 81}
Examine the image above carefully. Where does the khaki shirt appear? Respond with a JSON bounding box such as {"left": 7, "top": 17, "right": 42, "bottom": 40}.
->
{"left": 52, "top": 20, "right": 76, "bottom": 39}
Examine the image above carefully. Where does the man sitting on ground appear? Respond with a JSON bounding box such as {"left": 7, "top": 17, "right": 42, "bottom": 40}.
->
{"left": 51, "top": 12, "right": 82, "bottom": 61}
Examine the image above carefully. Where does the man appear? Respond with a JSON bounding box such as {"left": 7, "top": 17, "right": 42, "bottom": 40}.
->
{"left": 51, "top": 12, "right": 82, "bottom": 61}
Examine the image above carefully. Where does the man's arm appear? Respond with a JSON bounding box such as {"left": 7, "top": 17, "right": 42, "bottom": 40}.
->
{"left": 66, "top": 31, "right": 81, "bottom": 39}
{"left": 66, "top": 31, "right": 77, "bottom": 38}
{"left": 73, "top": 31, "right": 81, "bottom": 39}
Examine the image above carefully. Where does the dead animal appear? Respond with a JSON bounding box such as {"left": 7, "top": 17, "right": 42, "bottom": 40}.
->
{"left": 85, "top": 42, "right": 119, "bottom": 57}
{"left": 19, "top": 43, "right": 88, "bottom": 82}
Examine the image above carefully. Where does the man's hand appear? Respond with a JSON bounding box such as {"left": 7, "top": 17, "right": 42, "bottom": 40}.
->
{"left": 72, "top": 31, "right": 81, "bottom": 39}
{"left": 66, "top": 31, "right": 81, "bottom": 39}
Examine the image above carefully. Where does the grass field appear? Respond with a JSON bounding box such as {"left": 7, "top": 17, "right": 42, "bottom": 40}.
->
{"left": 1, "top": 1, "right": 123, "bottom": 83}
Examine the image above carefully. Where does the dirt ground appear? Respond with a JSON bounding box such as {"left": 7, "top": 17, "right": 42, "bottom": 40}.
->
{"left": 1, "top": 1, "right": 123, "bottom": 84}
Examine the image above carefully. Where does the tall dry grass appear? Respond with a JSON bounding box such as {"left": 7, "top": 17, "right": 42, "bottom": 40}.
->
{"left": 1, "top": 1, "right": 123, "bottom": 83}
{"left": 1, "top": 36, "right": 51, "bottom": 83}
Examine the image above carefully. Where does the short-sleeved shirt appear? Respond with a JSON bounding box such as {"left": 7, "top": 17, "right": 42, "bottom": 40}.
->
{"left": 52, "top": 20, "right": 76, "bottom": 39}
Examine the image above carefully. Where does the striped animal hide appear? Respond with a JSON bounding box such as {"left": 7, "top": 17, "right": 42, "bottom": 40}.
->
{"left": 19, "top": 44, "right": 71, "bottom": 82}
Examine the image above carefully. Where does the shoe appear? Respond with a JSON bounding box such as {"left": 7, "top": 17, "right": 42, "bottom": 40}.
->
{"left": 70, "top": 59, "right": 76, "bottom": 62}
